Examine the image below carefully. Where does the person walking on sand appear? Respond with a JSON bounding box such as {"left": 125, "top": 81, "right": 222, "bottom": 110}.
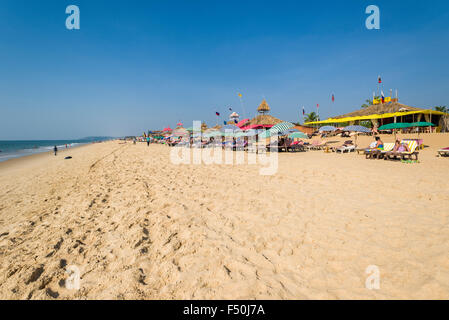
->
{"left": 53, "top": 145, "right": 58, "bottom": 156}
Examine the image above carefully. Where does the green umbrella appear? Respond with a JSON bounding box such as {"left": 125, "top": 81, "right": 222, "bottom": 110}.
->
{"left": 410, "top": 122, "right": 435, "bottom": 127}
{"left": 288, "top": 132, "right": 308, "bottom": 139}
{"left": 378, "top": 122, "right": 412, "bottom": 130}
{"left": 379, "top": 123, "right": 412, "bottom": 141}
{"left": 410, "top": 122, "right": 435, "bottom": 138}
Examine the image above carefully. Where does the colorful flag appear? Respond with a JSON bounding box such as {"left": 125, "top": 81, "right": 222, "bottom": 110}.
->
{"left": 317, "top": 104, "right": 319, "bottom": 109}
{"left": 216, "top": 112, "right": 220, "bottom": 116}
{"left": 381, "top": 90, "right": 385, "bottom": 103}
{"left": 378, "top": 76, "right": 382, "bottom": 84}
{"left": 302, "top": 107, "right": 305, "bottom": 116}
{"left": 332, "top": 94, "right": 335, "bottom": 102}
{"left": 238, "top": 93, "right": 242, "bottom": 98}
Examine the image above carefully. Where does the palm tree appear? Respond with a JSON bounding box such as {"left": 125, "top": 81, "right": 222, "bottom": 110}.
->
{"left": 361, "top": 96, "right": 380, "bottom": 109}
{"left": 434, "top": 106, "right": 448, "bottom": 113}
{"left": 304, "top": 112, "right": 319, "bottom": 123}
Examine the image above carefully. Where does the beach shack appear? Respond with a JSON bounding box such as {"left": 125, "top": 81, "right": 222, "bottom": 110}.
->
{"left": 304, "top": 102, "right": 449, "bottom": 132}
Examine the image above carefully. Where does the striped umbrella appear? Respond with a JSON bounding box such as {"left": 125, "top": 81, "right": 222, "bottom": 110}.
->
{"left": 269, "top": 122, "right": 295, "bottom": 134}
{"left": 319, "top": 126, "right": 337, "bottom": 132}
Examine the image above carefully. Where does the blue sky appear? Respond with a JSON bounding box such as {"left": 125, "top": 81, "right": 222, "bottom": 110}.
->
{"left": 1, "top": 0, "right": 448, "bottom": 139}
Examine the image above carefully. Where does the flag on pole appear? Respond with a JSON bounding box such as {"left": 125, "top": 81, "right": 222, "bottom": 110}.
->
{"left": 332, "top": 94, "right": 335, "bottom": 102}
{"left": 378, "top": 76, "right": 382, "bottom": 84}
{"left": 302, "top": 107, "right": 305, "bottom": 115}
{"left": 216, "top": 112, "right": 220, "bottom": 116}
{"left": 381, "top": 90, "right": 385, "bottom": 103}
{"left": 317, "top": 104, "right": 319, "bottom": 109}
{"left": 229, "top": 107, "right": 233, "bottom": 111}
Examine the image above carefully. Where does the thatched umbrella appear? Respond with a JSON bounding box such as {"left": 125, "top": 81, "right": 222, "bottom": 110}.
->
{"left": 257, "top": 99, "right": 271, "bottom": 115}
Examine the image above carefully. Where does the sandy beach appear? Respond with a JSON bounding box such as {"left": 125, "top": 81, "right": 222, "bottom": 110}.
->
{"left": 1, "top": 134, "right": 449, "bottom": 300}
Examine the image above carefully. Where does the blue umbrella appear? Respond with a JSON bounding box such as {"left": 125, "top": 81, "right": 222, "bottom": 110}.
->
{"left": 319, "top": 126, "right": 337, "bottom": 132}
{"left": 343, "top": 125, "right": 371, "bottom": 133}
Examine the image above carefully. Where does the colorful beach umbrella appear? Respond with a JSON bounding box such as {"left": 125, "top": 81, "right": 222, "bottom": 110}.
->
{"left": 269, "top": 122, "right": 295, "bottom": 134}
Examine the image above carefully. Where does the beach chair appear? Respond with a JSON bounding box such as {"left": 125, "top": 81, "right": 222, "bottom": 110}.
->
{"left": 437, "top": 147, "right": 449, "bottom": 157}
{"left": 335, "top": 144, "right": 356, "bottom": 153}
{"left": 288, "top": 141, "right": 306, "bottom": 152}
{"left": 367, "top": 143, "right": 395, "bottom": 159}
{"left": 385, "top": 140, "right": 419, "bottom": 161}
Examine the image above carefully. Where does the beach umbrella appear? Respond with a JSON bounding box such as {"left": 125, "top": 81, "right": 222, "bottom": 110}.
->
{"left": 236, "top": 118, "right": 250, "bottom": 128}
{"left": 288, "top": 132, "right": 308, "bottom": 139}
{"left": 319, "top": 126, "right": 337, "bottom": 132}
{"left": 378, "top": 123, "right": 412, "bottom": 131}
{"left": 410, "top": 122, "right": 435, "bottom": 127}
{"left": 342, "top": 125, "right": 371, "bottom": 145}
{"left": 410, "top": 122, "right": 435, "bottom": 139}
{"left": 269, "top": 122, "right": 295, "bottom": 134}
{"left": 378, "top": 123, "right": 412, "bottom": 140}
{"left": 343, "top": 125, "right": 371, "bottom": 133}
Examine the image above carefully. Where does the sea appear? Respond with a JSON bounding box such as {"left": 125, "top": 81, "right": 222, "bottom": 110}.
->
{"left": 0, "top": 138, "right": 113, "bottom": 163}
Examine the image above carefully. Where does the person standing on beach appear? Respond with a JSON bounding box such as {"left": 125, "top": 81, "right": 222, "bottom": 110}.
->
{"left": 54, "top": 145, "right": 58, "bottom": 156}
{"left": 146, "top": 136, "right": 150, "bottom": 146}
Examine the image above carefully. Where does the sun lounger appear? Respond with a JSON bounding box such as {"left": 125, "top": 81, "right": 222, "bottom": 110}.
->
{"left": 336, "top": 144, "right": 356, "bottom": 153}
{"left": 364, "top": 143, "right": 394, "bottom": 159}
{"left": 437, "top": 147, "right": 449, "bottom": 157}
{"left": 369, "top": 143, "right": 395, "bottom": 159}
{"left": 385, "top": 140, "right": 419, "bottom": 161}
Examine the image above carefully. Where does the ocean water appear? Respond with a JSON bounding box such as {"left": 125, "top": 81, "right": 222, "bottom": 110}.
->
{"left": 0, "top": 139, "right": 112, "bottom": 163}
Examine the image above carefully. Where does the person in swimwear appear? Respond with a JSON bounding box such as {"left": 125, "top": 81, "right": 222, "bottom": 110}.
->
{"left": 393, "top": 140, "right": 410, "bottom": 153}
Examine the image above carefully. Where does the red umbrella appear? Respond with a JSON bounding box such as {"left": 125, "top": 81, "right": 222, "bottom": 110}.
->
{"left": 163, "top": 127, "right": 172, "bottom": 132}
{"left": 236, "top": 118, "right": 250, "bottom": 128}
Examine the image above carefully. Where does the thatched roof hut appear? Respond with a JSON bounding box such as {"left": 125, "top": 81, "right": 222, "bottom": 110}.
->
{"left": 246, "top": 114, "right": 283, "bottom": 127}
{"left": 257, "top": 99, "right": 271, "bottom": 115}
{"left": 333, "top": 102, "right": 421, "bottom": 119}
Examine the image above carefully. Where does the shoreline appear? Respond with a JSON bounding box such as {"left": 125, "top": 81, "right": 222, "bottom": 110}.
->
{"left": 0, "top": 141, "right": 114, "bottom": 171}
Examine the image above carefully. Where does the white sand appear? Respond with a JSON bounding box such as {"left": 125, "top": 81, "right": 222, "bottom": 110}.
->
{"left": 0, "top": 134, "right": 449, "bottom": 299}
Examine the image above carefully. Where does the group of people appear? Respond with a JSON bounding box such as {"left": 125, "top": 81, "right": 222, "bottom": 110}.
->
{"left": 367, "top": 136, "right": 410, "bottom": 152}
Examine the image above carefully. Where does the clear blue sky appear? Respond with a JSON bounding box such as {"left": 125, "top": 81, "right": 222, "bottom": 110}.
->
{"left": 1, "top": 0, "right": 448, "bottom": 139}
